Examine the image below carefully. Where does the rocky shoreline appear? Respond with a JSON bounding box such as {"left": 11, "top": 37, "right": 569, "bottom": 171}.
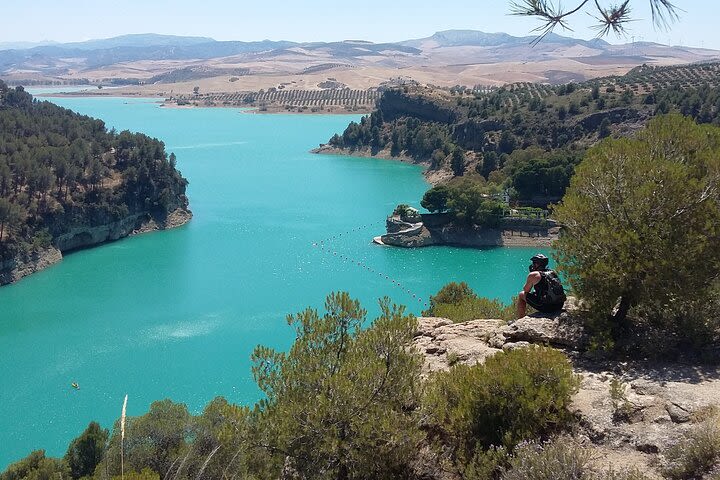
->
{"left": 0, "top": 207, "right": 192, "bottom": 286}
{"left": 376, "top": 213, "right": 560, "bottom": 248}
{"left": 312, "top": 144, "right": 453, "bottom": 185}
{"left": 412, "top": 304, "right": 720, "bottom": 478}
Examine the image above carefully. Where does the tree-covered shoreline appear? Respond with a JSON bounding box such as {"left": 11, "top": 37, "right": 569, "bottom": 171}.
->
{"left": 0, "top": 80, "right": 190, "bottom": 268}
{"left": 326, "top": 62, "right": 720, "bottom": 209}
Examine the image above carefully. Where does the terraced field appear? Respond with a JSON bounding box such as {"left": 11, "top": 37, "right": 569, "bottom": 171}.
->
{"left": 170, "top": 88, "right": 381, "bottom": 112}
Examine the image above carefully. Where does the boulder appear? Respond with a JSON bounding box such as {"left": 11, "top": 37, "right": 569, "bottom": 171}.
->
{"left": 501, "top": 310, "right": 587, "bottom": 349}
{"left": 413, "top": 317, "right": 504, "bottom": 374}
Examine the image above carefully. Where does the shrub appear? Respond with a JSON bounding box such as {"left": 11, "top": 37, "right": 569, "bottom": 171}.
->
{"left": 424, "top": 282, "right": 518, "bottom": 322}
{"left": 609, "top": 378, "right": 633, "bottom": 422}
{"left": 501, "top": 438, "right": 652, "bottom": 480}
{"left": 0, "top": 451, "right": 69, "bottom": 480}
{"left": 426, "top": 281, "right": 475, "bottom": 306}
{"left": 252, "top": 292, "right": 423, "bottom": 479}
{"left": 392, "top": 203, "right": 420, "bottom": 222}
{"left": 424, "top": 346, "right": 580, "bottom": 456}
{"left": 501, "top": 438, "right": 590, "bottom": 480}
{"left": 430, "top": 296, "right": 516, "bottom": 322}
{"left": 663, "top": 414, "right": 720, "bottom": 479}
{"left": 64, "top": 421, "right": 108, "bottom": 479}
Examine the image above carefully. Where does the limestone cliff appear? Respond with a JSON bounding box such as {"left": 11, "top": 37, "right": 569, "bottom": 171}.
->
{"left": 0, "top": 207, "right": 191, "bottom": 286}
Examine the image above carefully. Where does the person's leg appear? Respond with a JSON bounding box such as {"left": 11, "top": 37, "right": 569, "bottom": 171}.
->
{"left": 524, "top": 293, "right": 545, "bottom": 314}
{"left": 517, "top": 291, "right": 527, "bottom": 318}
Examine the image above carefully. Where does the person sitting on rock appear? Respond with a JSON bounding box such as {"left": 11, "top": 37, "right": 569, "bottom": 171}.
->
{"left": 517, "top": 253, "right": 566, "bottom": 318}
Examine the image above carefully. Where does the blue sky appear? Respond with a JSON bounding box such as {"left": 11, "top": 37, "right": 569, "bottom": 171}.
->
{"left": 9, "top": 0, "right": 717, "bottom": 49}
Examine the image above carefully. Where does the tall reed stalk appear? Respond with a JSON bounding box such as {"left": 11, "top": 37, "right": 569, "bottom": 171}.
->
{"left": 121, "top": 395, "right": 128, "bottom": 480}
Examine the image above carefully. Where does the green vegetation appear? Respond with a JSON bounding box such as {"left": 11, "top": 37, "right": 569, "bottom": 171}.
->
{"left": 553, "top": 115, "right": 720, "bottom": 355}
{"left": 328, "top": 63, "right": 720, "bottom": 209}
{"left": 0, "top": 451, "right": 69, "bottom": 480}
{"left": 500, "top": 438, "right": 590, "bottom": 480}
{"left": 424, "top": 346, "right": 580, "bottom": 475}
{"left": 502, "top": 147, "right": 580, "bottom": 203}
{"left": 64, "top": 422, "right": 108, "bottom": 479}
{"left": 392, "top": 203, "right": 421, "bottom": 222}
{"left": 421, "top": 177, "right": 505, "bottom": 226}
{"left": 423, "top": 281, "right": 517, "bottom": 321}
{"left": 0, "top": 80, "right": 188, "bottom": 263}
{"left": 251, "top": 292, "right": 423, "bottom": 479}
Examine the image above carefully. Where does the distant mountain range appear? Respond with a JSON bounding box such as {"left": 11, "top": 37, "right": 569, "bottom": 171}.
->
{"left": 1, "top": 30, "right": 718, "bottom": 88}
{"left": 400, "top": 30, "right": 610, "bottom": 49}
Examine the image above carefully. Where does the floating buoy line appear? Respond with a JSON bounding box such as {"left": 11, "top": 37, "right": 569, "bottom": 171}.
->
{"left": 311, "top": 222, "right": 429, "bottom": 310}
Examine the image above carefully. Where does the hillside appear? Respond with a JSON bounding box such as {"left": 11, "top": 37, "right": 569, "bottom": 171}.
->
{"left": 320, "top": 61, "right": 720, "bottom": 207}
{"left": 2, "top": 31, "right": 718, "bottom": 94}
{"left": 0, "top": 81, "right": 191, "bottom": 284}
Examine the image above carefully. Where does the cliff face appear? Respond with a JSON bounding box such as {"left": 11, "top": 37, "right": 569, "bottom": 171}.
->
{"left": 378, "top": 213, "right": 560, "bottom": 248}
{"left": 0, "top": 247, "right": 63, "bottom": 285}
{"left": 0, "top": 207, "right": 192, "bottom": 286}
{"left": 378, "top": 89, "right": 461, "bottom": 124}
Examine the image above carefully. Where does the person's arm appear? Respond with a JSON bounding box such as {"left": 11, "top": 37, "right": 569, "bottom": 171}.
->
{"left": 523, "top": 272, "right": 542, "bottom": 293}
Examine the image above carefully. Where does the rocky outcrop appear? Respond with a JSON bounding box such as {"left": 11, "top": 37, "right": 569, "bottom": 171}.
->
{"left": 412, "top": 305, "right": 720, "bottom": 477}
{"left": 0, "top": 246, "right": 63, "bottom": 285}
{"left": 413, "top": 299, "right": 584, "bottom": 374}
{"left": 54, "top": 207, "right": 191, "bottom": 252}
{"left": 578, "top": 107, "right": 645, "bottom": 131}
{"left": 380, "top": 213, "right": 561, "bottom": 248}
{"left": 378, "top": 89, "right": 462, "bottom": 124}
{"left": 0, "top": 207, "right": 192, "bottom": 286}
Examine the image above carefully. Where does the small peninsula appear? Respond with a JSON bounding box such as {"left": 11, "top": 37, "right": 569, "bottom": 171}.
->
{"left": 0, "top": 81, "right": 191, "bottom": 285}
{"left": 376, "top": 208, "right": 559, "bottom": 248}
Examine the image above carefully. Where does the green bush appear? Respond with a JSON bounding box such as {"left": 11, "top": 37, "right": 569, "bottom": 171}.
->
{"left": 424, "top": 282, "right": 517, "bottom": 322}
{"left": 110, "top": 468, "right": 160, "bottom": 480}
{"left": 663, "top": 414, "right": 720, "bottom": 479}
{"left": 252, "top": 292, "right": 423, "bottom": 479}
{"left": 424, "top": 346, "right": 580, "bottom": 456}
{"left": 0, "top": 451, "right": 69, "bottom": 480}
{"left": 64, "top": 421, "right": 108, "bottom": 479}
{"left": 430, "top": 297, "right": 516, "bottom": 322}
{"left": 420, "top": 177, "right": 505, "bottom": 227}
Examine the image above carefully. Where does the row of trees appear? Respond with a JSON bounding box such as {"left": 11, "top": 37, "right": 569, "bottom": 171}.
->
{"left": 0, "top": 81, "right": 188, "bottom": 262}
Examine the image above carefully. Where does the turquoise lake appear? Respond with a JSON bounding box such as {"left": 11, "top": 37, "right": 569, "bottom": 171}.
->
{"left": 0, "top": 96, "right": 546, "bottom": 468}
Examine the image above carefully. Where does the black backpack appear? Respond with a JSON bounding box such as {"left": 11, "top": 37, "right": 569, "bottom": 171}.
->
{"left": 541, "top": 270, "right": 565, "bottom": 303}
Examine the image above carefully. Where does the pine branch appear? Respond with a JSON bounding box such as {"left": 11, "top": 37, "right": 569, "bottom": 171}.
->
{"left": 510, "top": 0, "right": 679, "bottom": 43}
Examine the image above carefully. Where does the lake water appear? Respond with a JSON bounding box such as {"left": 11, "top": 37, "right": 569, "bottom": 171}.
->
{"left": 0, "top": 96, "right": 546, "bottom": 468}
